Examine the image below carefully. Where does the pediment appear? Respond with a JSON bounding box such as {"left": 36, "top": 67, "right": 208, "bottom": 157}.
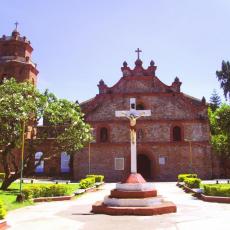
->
{"left": 107, "top": 76, "right": 171, "bottom": 94}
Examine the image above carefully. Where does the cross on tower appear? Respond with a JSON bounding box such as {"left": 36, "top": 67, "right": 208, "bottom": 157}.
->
{"left": 115, "top": 98, "right": 151, "bottom": 173}
{"left": 15, "top": 22, "right": 19, "bottom": 31}
{"left": 135, "top": 48, "right": 142, "bottom": 60}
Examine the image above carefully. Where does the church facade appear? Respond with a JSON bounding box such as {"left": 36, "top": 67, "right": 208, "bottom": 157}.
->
{"left": 74, "top": 57, "right": 213, "bottom": 181}
{"left": 0, "top": 27, "right": 214, "bottom": 181}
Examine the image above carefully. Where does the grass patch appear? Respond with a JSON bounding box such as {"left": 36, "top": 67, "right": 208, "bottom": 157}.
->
{"left": 0, "top": 182, "right": 79, "bottom": 211}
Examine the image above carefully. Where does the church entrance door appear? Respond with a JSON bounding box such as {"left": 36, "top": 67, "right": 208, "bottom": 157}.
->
{"left": 137, "top": 154, "right": 151, "bottom": 180}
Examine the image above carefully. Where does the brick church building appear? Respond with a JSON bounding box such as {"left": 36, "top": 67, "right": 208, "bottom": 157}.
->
{"left": 0, "top": 27, "right": 214, "bottom": 181}
{"left": 74, "top": 52, "right": 213, "bottom": 181}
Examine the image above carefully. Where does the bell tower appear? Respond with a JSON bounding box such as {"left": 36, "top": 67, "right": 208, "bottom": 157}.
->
{"left": 0, "top": 23, "right": 39, "bottom": 85}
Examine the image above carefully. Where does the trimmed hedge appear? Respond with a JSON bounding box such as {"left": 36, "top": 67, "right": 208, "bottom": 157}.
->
{"left": 0, "top": 200, "right": 6, "bottom": 220}
{"left": 178, "top": 174, "right": 197, "bottom": 182}
{"left": 184, "top": 178, "right": 201, "bottom": 188}
{"left": 0, "top": 173, "right": 5, "bottom": 181}
{"left": 79, "top": 177, "right": 95, "bottom": 189}
{"left": 86, "top": 174, "right": 104, "bottom": 183}
{"left": 203, "top": 184, "right": 230, "bottom": 197}
{"left": 22, "top": 184, "right": 70, "bottom": 200}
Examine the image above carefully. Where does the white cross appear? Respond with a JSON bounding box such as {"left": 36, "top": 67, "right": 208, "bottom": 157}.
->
{"left": 115, "top": 98, "right": 151, "bottom": 174}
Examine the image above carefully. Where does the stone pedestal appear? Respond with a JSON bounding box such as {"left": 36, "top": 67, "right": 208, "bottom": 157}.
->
{"left": 92, "top": 173, "right": 177, "bottom": 215}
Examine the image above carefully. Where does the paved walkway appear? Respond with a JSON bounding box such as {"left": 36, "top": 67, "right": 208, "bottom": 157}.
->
{"left": 6, "top": 182, "right": 230, "bottom": 230}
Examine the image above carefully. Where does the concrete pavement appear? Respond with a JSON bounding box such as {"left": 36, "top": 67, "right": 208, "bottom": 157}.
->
{"left": 6, "top": 182, "right": 230, "bottom": 230}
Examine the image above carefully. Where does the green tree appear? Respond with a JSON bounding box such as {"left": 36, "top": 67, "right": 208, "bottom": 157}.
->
{"left": 0, "top": 79, "right": 92, "bottom": 190}
{"left": 208, "top": 104, "right": 230, "bottom": 176}
{"left": 44, "top": 98, "right": 93, "bottom": 154}
{"left": 209, "top": 89, "right": 221, "bottom": 112}
{"left": 216, "top": 60, "right": 230, "bottom": 100}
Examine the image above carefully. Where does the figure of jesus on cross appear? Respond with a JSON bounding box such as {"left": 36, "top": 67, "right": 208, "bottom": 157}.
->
{"left": 115, "top": 98, "right": 151, "bottom": 174}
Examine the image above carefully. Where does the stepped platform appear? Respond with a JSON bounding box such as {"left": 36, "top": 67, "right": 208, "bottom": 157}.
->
{"left": 91, "top": 173, "right": 177, "bottom": 216}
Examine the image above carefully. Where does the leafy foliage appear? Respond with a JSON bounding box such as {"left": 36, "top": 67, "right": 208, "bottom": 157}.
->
{"left": 203, "top": 184, "right": 230, "bottom": 197}
{"left": 0, "top": 199, "right": 6, "bottom": 219}
{"left": 216, "top": 60, "right": 230, "bottom": 100}
{"left": 22, "top": 184, "right": 73, "bottom": 199}
{"left": 79, "top": 177, "right": 95, "bottom": 189}
{"left": 0, "top": 78, "right": 92, "bottom": 190}
{"left": 44, "top": 98, "right": 93, "bottom": 154}
{"left": 177, "top": 174, "right": 197, "bottom": 182}
{"left": 184, "top": 178, "right": 201, "bottom": 188}
{"left": 0, "top": 78, "right": 47, "bottom": 151}
{"left": 86, "top": 174, "right": 104, "bottom": 183}
{"left": 208, "top": 104, "right": 230, "bottom": 175}
{"left": 208, "top": 104, "right": 230, "bottom": 154}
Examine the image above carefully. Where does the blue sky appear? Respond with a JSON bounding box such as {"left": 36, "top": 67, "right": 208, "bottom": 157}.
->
{"left": 1, "top": 0, "right": 230, "bottom": 103}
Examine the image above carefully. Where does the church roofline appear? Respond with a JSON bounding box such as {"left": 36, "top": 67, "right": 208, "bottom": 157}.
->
{"left": 183, "top": 93, "right": 202, "bottom": 102}
{"left": 80, "top": 96, "right": 96, "bottom": 106}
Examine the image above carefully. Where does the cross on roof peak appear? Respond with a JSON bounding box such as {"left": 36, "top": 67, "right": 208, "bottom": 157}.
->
{"left": 14, "top": 22, "right": 19, "bottom": 31}
{"left": 135, "top": 48, "right": 142, "bottom": 60}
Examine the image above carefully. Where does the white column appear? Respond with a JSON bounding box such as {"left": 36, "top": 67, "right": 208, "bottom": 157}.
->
{"left": 131, "top": 140, "right": 137, "bottom": 173}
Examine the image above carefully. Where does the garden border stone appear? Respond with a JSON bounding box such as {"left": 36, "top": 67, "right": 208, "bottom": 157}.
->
{"left": 200, "top": 194, "right": 230, "bottom": 203}
{"left": 177, "top": 182, "right": 230, "bottom": 203}
{"left": 33, "top": 194, "right": 75, "bottom": 202}
{"left": 0, "top": 219, "right": 7, "bottom": 230}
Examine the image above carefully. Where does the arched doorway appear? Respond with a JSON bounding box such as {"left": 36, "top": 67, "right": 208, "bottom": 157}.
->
{"left": 137, "top": 154, "right": 151, "bottom": 180}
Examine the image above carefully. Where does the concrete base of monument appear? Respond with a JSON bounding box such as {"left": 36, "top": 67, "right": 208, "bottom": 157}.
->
{"left": 116, "top": 182, "right": 155, "bottom": 191}
{"left": 91, "top": 173, "right": 177, "bottom": 216}
{"left": 92, "top": 201, "right": 177, "bottom": 215}
{"left": 111, "top": 189, "right": 157, "bottom": 198}
{"left": 104, "top": 196, "right": 163, "bottom": 207}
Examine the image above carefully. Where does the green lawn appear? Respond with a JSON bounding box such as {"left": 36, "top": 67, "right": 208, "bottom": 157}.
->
{"left": 0, "top": 182, "right": 79, "bottom": 211}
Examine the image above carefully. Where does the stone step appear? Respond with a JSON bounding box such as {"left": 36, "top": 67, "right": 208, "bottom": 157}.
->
{"left": 104, "top": 196, "right": 163, "bottom": 207}
{"left": 116, "top": 182, "right": 155, "bottom": 191}
{"left": 110, "top": 189, "right": 157, "bottom": 198}
{"left": 92, "top": 201, "right": 177, "bottom": 216}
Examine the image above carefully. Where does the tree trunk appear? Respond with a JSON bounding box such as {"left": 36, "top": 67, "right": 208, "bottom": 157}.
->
{"left": 0, "top": 147, "right": 19, "bottom": 190}
{"left": 0, "top": 175, "right": 18, "bottom": 190}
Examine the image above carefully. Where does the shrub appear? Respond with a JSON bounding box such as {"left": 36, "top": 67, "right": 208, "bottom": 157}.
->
{"left": 203, "top": 184, "right": 230, "bottom": 197}
{"left": 79, "top": 177, "right": 95, "bottom": 189}
{"left": 184, "top": 178, "right": 201, "bottom": 188}
{"left": 178, "top": 174, "right": 197, "bottom": 182}
{"left": 22, "top": 188, "right": 34, "bottom": 200}
{"left": 0, "top": 200, "right": 6, "bottom": 219}
{"left": 0, "top": 173, "right": 5, "bottom": 181}
{"left": 22, "top": 184, "right": 70, "bottom": 200}
{"left": 86, "top": 174, "right": 104, "bottom": 183}
{"left": 48, "top": 185, "right": 69, "bottom": 197}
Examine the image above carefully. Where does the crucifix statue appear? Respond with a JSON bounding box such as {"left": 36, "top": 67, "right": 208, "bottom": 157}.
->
{"left": 115, "top": 98, "right": 151, "bottom": 173}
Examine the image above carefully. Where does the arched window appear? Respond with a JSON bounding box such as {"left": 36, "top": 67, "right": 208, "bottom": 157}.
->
{"left": 100, "top": 127, "right": 108, "bottom": 142}
{"left": 35, "top": 152, "right": 44, "bottom": 173}
{"left": 173, "top": 126, "right": 182, "bottom": 141}
{"left": 136, "top": 103, "right": 145, "bottom": 110}
{"left": 61, "top": 152, "right": 70, "bottom": 173}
